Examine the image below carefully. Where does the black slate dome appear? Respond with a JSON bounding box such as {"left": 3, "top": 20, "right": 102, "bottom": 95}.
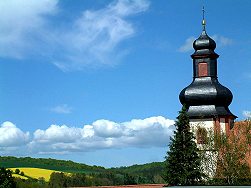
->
{"left": 179, "top": 77, "right": 233, "bottom": 107}
{"left": 179, "top": 20, "right": 236, "bottom": 119}
{"left": 193, "top": 30, "right": 216, "bottom": 51}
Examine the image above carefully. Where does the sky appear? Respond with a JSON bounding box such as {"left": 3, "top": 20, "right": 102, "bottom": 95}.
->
{"left": 0, "top": 0, "right": 251, "bottom": 168}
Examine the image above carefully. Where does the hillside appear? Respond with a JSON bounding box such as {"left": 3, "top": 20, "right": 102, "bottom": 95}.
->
{"left": 0, "top": 156, "right": 165, "bottom": 183}
{"left": 9, "top": 167, "right": 60, "bottom": 181}
{"left": 111, "top": 162, "right": 165, "bottom": 183}
{"left": 0, "top": 156, "right": 105, "bottom": 173}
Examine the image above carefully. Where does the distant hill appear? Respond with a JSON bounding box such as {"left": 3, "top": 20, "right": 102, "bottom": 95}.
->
{"left": 0, "top": 156, "right": 165, "bottom": 183}
{"left": 111, "top": 162, "right": 165, "bottom": 183}
{"left": 0, "top": 156, "right": 105, "bottom": 174}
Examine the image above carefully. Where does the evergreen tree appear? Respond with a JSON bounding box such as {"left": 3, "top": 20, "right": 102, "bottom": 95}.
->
{"left": 164, "top": 105, "right": 203, "bottom": 185}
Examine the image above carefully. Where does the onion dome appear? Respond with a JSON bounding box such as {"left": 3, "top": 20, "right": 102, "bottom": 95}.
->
{"left": 191, "top": 20, "right": 218, "bottom": 58}
{"left": 193, "top": 30, "right": 216, "bottom": 50}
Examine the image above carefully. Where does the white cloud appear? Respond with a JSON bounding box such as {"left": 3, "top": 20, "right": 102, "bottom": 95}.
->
{"left": 29, "top": 116, "right": 175, "bottom": 153}
{"left": 0, "top": 0, "right": 150, "bottom": 71}
{"left": 179, "top": 34, "right": 233, "bottom": 53}
{"left": 33, "top": 125, "right": 81, "bottom": 144}
{"left": 92, "top": 120, "right": 124, "bottom": 138}
{"left": 53, "top": 0, "right": 150, "bottom": 71}
{"left": 178, "top": 37, "right": 196, "bottom": 52}
{"left": 243, "top": 111, "right": 251, "bottom": 119}
{"left": 50, "top": 104, "right": 73, "bottom": 114}
{"left": 211, "top": 35, "right": 233, "bottom": 47}
{"left": 0, "top": 121, "right": 30, "bottom": 147}
{"left": 0, "top": 116, "right": 175, "bottom": 154}
{"left": 0, "top": 0, "right": 58, "bottom": 59}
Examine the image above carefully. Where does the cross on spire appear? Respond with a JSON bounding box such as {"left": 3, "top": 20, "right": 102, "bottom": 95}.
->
{"left": 202, "top": 6, "right": 205, "bottom": 20}
{"left": 202, "top": 6, "right": 206, "bottom": 31}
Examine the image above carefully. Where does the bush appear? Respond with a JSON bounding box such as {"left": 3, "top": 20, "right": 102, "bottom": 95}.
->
{"left": 15, "top": 169, "right": 20, "bottom": 174}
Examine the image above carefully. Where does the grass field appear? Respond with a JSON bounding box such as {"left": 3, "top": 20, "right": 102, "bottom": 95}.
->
{"left": 9, "top": 168, "right": 62, "bottom": 181}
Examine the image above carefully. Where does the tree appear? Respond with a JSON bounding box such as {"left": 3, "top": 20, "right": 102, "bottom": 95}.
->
{"left": 214, "top": 120, "right": 251, "bottom": 185}
{"left": 0, "top": 168, "right": 16, "bottom": 188}
{"left": 49, "top": 172, "right": 67, "bottom": 188}
{"left": 15, "top": 168, "right": 20, "bottom": 174}
{"left": 123, "top": 173, "right": 136, "bottom": 185}
{"left": 200, "top": 120, "right": 251, "bottom": 185}
{"left": 163, "top": 105, "right": 203, "bottom": 185}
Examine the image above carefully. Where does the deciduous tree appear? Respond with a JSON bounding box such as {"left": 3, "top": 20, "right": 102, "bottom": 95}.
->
{"left": 199, "top": 120, "right": 251, "bottom": 185}
{"left": 0, "top": 168, "right": 16, "bottom": 188}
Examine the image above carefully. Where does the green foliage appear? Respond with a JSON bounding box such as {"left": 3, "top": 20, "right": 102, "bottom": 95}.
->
{"left": 67, "top": 173, "right": 91, "bottom": 187}
{"left": 49, "top": 172, "right": 67, "bottom": 188}
{"left": 216, "top": 134, "right": 251, "bottom": 185}
{"left": 163, "top": 105, "right": 203, "bottom": 186}
{"left": 123, "top": 173, "right": 137, "bottom": 185}
{"left": 15, "top": 169, "right": 20, "bottom": 174}
{"left": 0, "top": 168, "right": 16, "bottom": 188}
{"left": 200, "top": 120, "right": 251, "bottom": 185}
{"left": 0, "top": 156, "right": 167, "bottom": 186}
{"left": 15, "top": 178, "right": 49, "bottom": 188}
{"left": 111, "top": 162, "right": 165, "bottom": 184}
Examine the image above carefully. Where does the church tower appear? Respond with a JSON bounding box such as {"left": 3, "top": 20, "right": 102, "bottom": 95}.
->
{"left": 179, "top": 11, "right": 237, "bottom": 142}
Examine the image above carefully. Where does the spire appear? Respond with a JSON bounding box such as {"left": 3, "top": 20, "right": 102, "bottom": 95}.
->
{"left": 192, "top": 6, "right": 217, "bottom": 55}
{"left": 202, "top": 6, "right": 206, "bottom": 31}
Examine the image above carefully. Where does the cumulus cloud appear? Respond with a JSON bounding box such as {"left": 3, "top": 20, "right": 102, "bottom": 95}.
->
{"left": 33, "top": 125, "right": 81, "bottom": 143}
{"left": 0, "top": 121, "right": 30, "bottom": 147}
{"left": 243, "top": 111, "right": 251, "bottom": 119}
{"left": 50, "top": 104, "right": 73, "bottom": 114}
{"left": 29, "top": 116, "right": 175, "bottom": 154}
{"left": 0, "top": 0, "right": 150, "bottom": 71}
{"left": 179, "top": 35, "right": 233, "bottom": 53}
{"left": 0, "top": 116, "right": 175, "bottom": 154}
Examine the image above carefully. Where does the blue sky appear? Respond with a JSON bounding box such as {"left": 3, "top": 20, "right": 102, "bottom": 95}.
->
{"left": 0, "top": 0, "right": 250, "bottom": 167}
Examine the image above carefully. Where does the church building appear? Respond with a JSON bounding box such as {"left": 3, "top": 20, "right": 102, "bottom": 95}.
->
{"left": 179, "top": 15, "right": 237, "bottom": 142}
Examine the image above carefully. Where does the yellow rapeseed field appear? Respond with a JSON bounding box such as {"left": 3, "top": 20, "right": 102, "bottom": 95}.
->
{"left": 9, "top": 168, "right": 61, "bottom": 181}
{"left": 12, "top": 174, "right": 28, "bottom": 180}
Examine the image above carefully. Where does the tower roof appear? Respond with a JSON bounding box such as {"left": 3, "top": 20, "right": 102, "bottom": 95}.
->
{"left": 193, "top": 30, "right": 216, "bottom": 51}
{"left": 191, "top": 8, "right": 218, "bottom": 58}
{"left": 179, "top": 8, "right": 237, "bottom": 119}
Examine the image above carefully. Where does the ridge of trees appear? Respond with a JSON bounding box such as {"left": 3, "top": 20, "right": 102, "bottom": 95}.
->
{"left": 0, "top": 156, "right": 105, "bottom": 173}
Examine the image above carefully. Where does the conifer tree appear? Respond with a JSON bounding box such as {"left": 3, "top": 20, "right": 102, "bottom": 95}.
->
{"left": 164, "top": 105, "right": 203, "bottom": 185}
